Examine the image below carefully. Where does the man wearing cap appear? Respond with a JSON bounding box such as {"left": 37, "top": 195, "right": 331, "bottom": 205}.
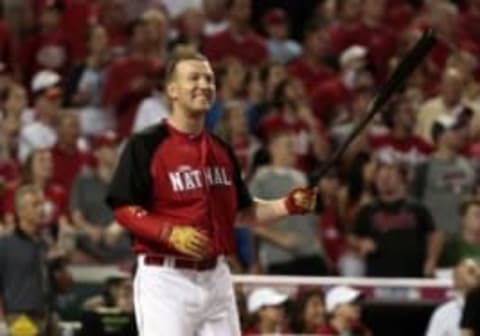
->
{"left": 18, "top": 70, "right": 63, "bottom": 162}
{"left": 244, "top": 287, "right": 289, "bottom": 335}
{"left": 70, "top": 131, "right": 131, "bottom": 264}
{"left": 316, "top": 286, "right": 370, "bottom": 336}
{"left": 262, "top": 8, "right": 302, "bottom": 64}
{"left": 412, "top": 112, "right": 476, "bottom": 237}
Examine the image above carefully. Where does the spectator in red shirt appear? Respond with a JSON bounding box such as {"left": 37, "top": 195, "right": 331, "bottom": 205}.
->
{"left": 2, "top": 148, "right": 69, "bottom": 232}
{"left": 353, "top": 0, "right": 397, "bottom": 81}
{"left": 328, "top": 0, "right": 362, "bottom": 54}
{"left": 258, "top": 78, "right": 330, "bottom": 172}
{"left": 102, "top": 11, "right": 167, "bottom": 137}
{"left": 204, "top": 0, "right": 267, "bottom": 67}
{"left": 458, "top": 0, "right": 480, "bottom": 59}
{"left": 60, "top": 0, "right": 98, "bottom": 61}
{"left": 316, "top": 286, "right": 371, "bottom": 336}
{"left": 51, "top": 112, "right": 89, "bottom": 191}
{"left": 203, "top": 0, "right": 229, "bottom": 37}
{"left": 20, "top": 0, "right": 72, "bottom": 83}
{"left": 97, "top": 0, "right": 129, "bottom": 58}
{"left": 288, "top": 20, "right": 336, "bottom": 97}
{"left": 243, "top": 287, "right": 289, "bottom": 335}
{"left": 370, "top": 95, "right": 433, "bottom": 167}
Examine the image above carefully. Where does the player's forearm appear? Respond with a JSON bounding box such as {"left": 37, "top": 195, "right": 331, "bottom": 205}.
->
{"left": 113, "top": 206, "right": 168, "bottom": 243}
{"left": 238, "top": 198, "right": 289, "bottom": 225}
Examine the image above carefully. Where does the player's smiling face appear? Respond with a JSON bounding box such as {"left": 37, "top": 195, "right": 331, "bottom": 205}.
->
{"left": 169, "top": 60, "right": 216, "bottom": 116}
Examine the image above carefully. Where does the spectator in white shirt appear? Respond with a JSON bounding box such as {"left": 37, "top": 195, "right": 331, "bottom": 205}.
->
{"left": 18, "top": 70, "right": 63, "bottom": 162}
{"left": 426, "top": 258, "right": 480, "bottom": 336}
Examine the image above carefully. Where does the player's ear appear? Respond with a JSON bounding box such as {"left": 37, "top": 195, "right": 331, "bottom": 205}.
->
{"left": 166, "top": 81, "right": 178, "bottom": 100}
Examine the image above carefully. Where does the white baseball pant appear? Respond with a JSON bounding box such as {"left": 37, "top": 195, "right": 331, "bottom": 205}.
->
{"left": 133, "top": 255, "right": 241, "bottom": 336}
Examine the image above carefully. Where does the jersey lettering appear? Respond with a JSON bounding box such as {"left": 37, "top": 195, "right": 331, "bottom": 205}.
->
{"left": 168, "top": 166, "right": 232, "bottom": 192}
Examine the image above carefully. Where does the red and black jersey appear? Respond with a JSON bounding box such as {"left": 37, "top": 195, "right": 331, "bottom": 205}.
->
{"left": 106, "top": 121, "right": 253, "bottom": 257}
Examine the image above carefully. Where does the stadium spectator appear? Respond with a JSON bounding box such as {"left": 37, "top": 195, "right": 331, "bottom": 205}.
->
{"left": 327, "top": 0, "right": 362, "bottom": 54}
{"left": 97, "top": 0, "right": 129, "bottom": 58}
{"left": 288, "top": 20, "right": 335, "bottom": 96}
{"left": 316, "top": 169, "right": 348, "bottom": 274}
{"left": 204, "top": 0, "right": 267, "bottom": 67}
{"left": 64, "top": 24, "right": 113, "bottom": 136}
{"left": 203, "top": 0, "right": 229, "bottom": 36}
{"left": 170, "top": 7, "right": 206, "bottom": 52}
{"left": 51, "top": 112, "right": 89, "bottom": 191}
{"left": 0, "top": 185, "right": 62, "bottom": 335}
{"left": 349, "top": 160, "right": 443, "bottom": 277}
{"left": 257, "top": 77, "right": 330, "bottom": 172}
{"left": 70, "top": 130, "right": 131, "bottom": 264}
{"left": 261, "top": 8, "right": 302, "bottom": 64}
{"left": 132, "top": 70, "right": 169, "bottom": 133}
{"left": 426, "top": 258, "right": 480, "bottom": 336}
{"left": 19, "top": 0, "right": 71, "bottom": 83}
{"left": 290, "top": 289, "right": 326, "bottom": 334}
{"left": 461, "top": 280, "right": 480, "bottom": 335}
{"left": 244, "top": 287, "right": 289, "bottom": 335}
{"left": 316, "top": 286, "right": 371, "bottom": 336}
{"left": 249, "top": 130, "right": 326, "bottom": 275}
{"left": 415, "top": 66, "right": 476, "bottom": 144}
{"left": 215, "top": 100, "right": 259, "bottom": 177}
{"left": 205, "top": 57, "right": 247, "bottom": 130}
{"left": 442, "top": 199, "right": 480, "bottom": 266}
{"left": 0, "top": 83, "right": 32, "bottom": 150}
{"left": 18, "top": 70, "right": 62, "bottom": 162}
{"left": 83, "top": 276, "right": 133, "bottom": 313}
{"left": 101, "top": 11, "right": 167, "bottom": 137}
{"left": 370, "top": 95, "right": 433, "bottom": 168}
{"left": 411, "top": 113, "right": 476, "bottom": 236}
{"left": 354, "top": 0, "right": 397, "bottom": 81}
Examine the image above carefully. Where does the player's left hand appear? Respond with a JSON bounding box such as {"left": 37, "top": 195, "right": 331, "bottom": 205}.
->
{"left": 285, "top": 187, "right": 317, "bottom": 215}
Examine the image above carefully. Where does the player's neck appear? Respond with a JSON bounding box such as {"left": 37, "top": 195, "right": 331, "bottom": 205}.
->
{"left": 168, "top": 113, "right": 204, "bottom": 136}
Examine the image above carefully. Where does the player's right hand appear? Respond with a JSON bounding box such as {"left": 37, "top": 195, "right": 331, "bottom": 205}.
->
{"left": 166, "top": 226, "right": 211, "bottom": 260}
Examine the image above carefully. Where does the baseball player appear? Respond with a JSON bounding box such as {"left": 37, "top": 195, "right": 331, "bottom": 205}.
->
{"left": 105, "top": 51, "right": 316, "bottom": 336}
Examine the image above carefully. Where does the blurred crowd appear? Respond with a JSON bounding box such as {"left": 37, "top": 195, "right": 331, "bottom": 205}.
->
{"left": 2, "top": 0, "right": 480, "bottom": 333}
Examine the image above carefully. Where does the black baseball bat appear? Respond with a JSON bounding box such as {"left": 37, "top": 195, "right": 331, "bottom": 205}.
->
{"left": 314, "top": 29, "right": 437, "bottom": 210}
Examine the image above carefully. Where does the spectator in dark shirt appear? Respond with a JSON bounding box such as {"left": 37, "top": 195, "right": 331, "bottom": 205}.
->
{"left": 349, "top": 160, "right": 443, "bottom": 277}
{"left": 0, "top": 185, "right": 59, "bottom": 335}
{"left": 462, "top": 282, "right": 480, "bottom": 336}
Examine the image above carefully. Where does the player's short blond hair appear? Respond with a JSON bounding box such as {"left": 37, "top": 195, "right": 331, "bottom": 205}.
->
{"left": 165, "top": 47, "right": 209, "bottom": 83}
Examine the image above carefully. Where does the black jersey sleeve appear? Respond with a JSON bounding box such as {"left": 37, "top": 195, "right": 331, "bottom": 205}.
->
{"left": 461, "top": 287, "right": 480, "bottom": 330}
{"left": 227, "top": 145, "right": 253, "bottom": 211}
{"left": 105, "top": 123, "right": 168, "bottom": 209}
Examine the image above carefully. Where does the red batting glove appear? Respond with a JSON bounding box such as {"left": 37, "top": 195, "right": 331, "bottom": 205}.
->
{"left": 285, "top": 187, "right": 317, "bottom": 215}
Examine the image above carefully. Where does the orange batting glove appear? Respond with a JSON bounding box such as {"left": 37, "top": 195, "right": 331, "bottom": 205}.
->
{"left": 162, "top": 225, "right": 211, "bottom": 260}
{"left": 285, "top": 187, "right": 317, "bottom": 215}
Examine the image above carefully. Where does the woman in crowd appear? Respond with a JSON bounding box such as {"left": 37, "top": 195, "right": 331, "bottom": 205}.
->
{"left": 290, "top": 289, "right": 327, "bottom": 334}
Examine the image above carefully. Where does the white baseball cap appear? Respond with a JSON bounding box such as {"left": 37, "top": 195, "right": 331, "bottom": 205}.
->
{"left": 325, "top": 286, "right": 362, "bottom": 313}
{"left": 247, "top": 287, "right": 288, "bottom": 314}
{"left": 340, "top": 45, "right": 367, "bottom": 67}
{"left": 31, "top": 70, "right": 61, "bottom": 93}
